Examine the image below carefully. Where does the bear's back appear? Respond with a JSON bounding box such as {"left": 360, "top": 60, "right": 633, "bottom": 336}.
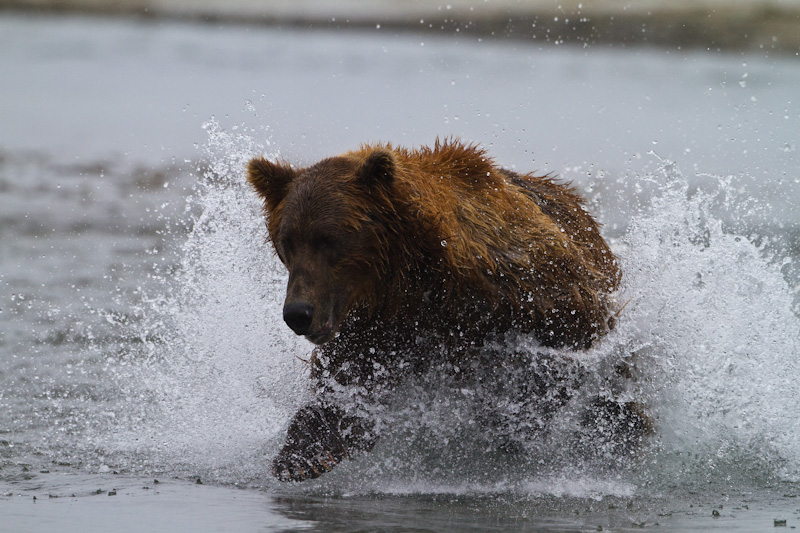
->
{"left": 349, "top": 140, "right": 620, "bottom": 349}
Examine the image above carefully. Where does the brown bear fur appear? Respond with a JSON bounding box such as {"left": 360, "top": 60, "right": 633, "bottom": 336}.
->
{"left": 247, "top": 139, "right": 627, "bottom": 481}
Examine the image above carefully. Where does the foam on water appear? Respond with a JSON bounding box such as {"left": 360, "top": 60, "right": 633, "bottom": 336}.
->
{"left": 106, "top": 120, "right": 799, "bottom": 496}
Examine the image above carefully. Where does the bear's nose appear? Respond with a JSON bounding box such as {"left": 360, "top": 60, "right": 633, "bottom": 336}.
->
{"left": 283, "top": 302, "right": 314, "bottom": 336}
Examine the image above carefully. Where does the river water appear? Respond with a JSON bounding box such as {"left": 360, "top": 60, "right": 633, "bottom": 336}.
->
{"left": 1, "top": 13, "right": 799, "bottom": 532}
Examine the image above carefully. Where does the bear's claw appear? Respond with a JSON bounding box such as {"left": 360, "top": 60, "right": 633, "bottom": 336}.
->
{"left": 271, "top": 405, "right": 380, "bottom": 482}
{"left": 272, "top": 450, "right": 342, "bottom": 482}
{"left": 271, "top": 405, "right": 349, "bottom": 482}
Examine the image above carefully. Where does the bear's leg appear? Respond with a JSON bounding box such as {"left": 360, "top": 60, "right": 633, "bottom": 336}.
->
{"left": 272, "top": 404, "right": 377, "bottom": 482}
{"left": 580, "top": 397, "right": 652, "bottom": 458}
{"left": 460, "top": 349, "right": 584, "bottom": 452}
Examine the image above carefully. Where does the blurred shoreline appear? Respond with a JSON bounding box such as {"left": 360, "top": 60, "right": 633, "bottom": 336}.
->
{"left": 3, "top": 0, "right": 800, "bottom": 54}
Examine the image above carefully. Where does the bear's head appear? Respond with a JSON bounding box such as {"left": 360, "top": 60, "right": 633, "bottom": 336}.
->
{"left": 247, "top": 150, "right": 396, "bottom": 344}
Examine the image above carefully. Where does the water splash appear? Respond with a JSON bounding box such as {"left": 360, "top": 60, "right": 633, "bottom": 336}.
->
{"left": 107, "top": 125, "right": 799, "bottom": 495}
{"left": 608, "top": 158, "right": 800, "bottom": 485}
{"left": 101, "top": 118, "right": 310, "bottom": 484}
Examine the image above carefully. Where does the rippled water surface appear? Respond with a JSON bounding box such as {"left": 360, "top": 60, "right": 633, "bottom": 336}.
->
{"left": 2, "top": 14, "right": 800, "bottom": 532}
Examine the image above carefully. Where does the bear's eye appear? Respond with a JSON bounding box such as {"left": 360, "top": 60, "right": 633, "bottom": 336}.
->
{"left": 312, "top": 235, "right": 333, "bottom": 252}
{"left": 278, "top": 236, "right": 294, "bottom": 261}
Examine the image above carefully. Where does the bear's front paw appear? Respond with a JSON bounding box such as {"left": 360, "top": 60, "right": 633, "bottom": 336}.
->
{"left": 271, "top": 405, "right": 349, "bottom": 482}
{"left": 272, "top": 448, "right": 342, "bottom": 482}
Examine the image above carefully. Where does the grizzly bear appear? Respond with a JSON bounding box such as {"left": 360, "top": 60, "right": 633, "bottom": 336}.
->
{"left": 247, "top": 140, "right": 639, "bottom": 482}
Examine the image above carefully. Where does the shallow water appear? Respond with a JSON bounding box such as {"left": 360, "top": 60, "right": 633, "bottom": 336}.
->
{"left": 2, "top": 13, "right": 800, "bottom": 532}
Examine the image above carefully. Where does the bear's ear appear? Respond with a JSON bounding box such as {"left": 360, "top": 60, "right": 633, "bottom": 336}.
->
{"left": 247, "top": 157, "right": 296, "bottom": 210}
{"left": 357, "top": 149, "right": 395, "bottom": 188}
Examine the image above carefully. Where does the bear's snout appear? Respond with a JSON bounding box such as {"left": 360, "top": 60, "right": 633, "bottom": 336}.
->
{"left": 283, "top": 302, "right": 314, "bottom": 336}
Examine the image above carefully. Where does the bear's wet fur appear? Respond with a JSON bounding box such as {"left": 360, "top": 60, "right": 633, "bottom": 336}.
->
{"left": 247, "top": 140, "right": 646, "bottom": 481}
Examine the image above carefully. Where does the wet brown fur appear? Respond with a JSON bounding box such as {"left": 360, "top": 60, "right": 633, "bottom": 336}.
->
{"left": 248, "top": 139, "right": 620, "bottom": 352}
